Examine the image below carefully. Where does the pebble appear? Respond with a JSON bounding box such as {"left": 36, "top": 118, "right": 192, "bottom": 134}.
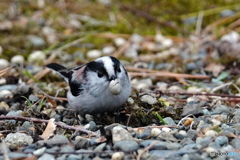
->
{"left": 163, "top": 117, "right": 176, "bottom": 125}
{"left": 28, "top": 51, "right": 46, "bottom": 64}
{"left": 102, "top": 46, "right": 115, "bottom": 55}
{"left": 27, "top": 35, "right": 46, "bottom": 47}
{"left": 114, "top": 37, "right": 126, "bottom": 47}
{"left": 0, "top": 90, "right": 12, "bottom": 98}
{"left": 87, "top": 50, "right": 102, "bottom": 59}
{"left": 151, "top": 128, "right": 161, "bottom": 137}
{"left": 230, "top": 138, "right": 240, "bottom": 149}
{"left": 112, "top": 126, "right": 133, "bottom": 143}
{"left": 212, "top": 104, "right": 230, "bottom": 114}
{"left": 0, "top": 58, "right": 9, "bottom": 69}
{"left": 113, "top": 140, "right": 139, "bottom": 152}
{"left": 111, "top": 152, "right": 124, "bottom": 160}
{"left": 38, "top": 153, "right": 55, "bottom": 160}
{"left": 140, "top": 95, "right": 158, "bottom": 105}
{"left": 5, "top": 133, "right": 33, "bottom": 150}
{"left": 11, "top": 55, "right": 25, "bottom": 64}
{"left": 214, "top": 136, "right": 228, "bottom": 146}
{"left": 33, "top": 147, "right": 46, "bottom": 156}
{"left": 205, "top": 130, "right": 218, "bottom": 137}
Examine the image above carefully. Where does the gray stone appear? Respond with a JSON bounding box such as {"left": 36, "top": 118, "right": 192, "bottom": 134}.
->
{"left": 196, "top": 137, "right": 212, "bottom": 148}
{"left": 180, "top": 138, "right": 195, "bottom": 146}
{"left": 66, "top": 154, "right": 82, "bottom": 160}
{"left": 5, "top": 133, "right": 33, "bottom": 150}
{"left": 214, "top": 136, "right": 228, "bottom": 146}
{"left": 27, "top": 35, "right": 46, "bottom": 47}
{"left": 181, "top": 102, "right": 205, "bottom": 116}
{"left": 37, "top": 135, "right": 69, "bottom": 146}
{"left": 94, "top": 143, "right": 106, "bottom": 152}
{"left": 163, "top": 117, "right": 176, "bottom": 125}
{"left": 187, "top": 129, "right": 198, "bottom": 140}
{"left": 136, "top": 127, "right": 151, "bottom": 139}
{"left": 113, "top": 140, "right": 139, "bottom": 152}
{"left": 166, "top": 142, "right": 182, "bottom": 150}
{"left": 60, "top": 145, "right": 75, "bottom": 153}
{"left": 140, "top": 95, "right": 158, "bottom": 105}
{"left": 212, "top": 104, "right": 230, "bottom": 114}
{"left": 8, "top": 152, "right": 28, "bottom": 159}
{"left": 230, "top": 138, "right": 240, "bottom": 149}
{"left": 38, "top": 153, "right": 55, "bottom": 160}
{"left": 112, "top": 126, "right": 133, "bottom": 144}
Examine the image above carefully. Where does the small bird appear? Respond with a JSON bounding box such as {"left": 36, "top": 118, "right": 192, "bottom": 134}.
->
{"left": 46, "top": 56, "right": 131, "bottom": 115}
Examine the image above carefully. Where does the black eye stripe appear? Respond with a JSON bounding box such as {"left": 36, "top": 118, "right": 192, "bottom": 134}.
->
{"left": 86, "top": 61, "right": 108, "bottom": 78}
{"left": 110, "top": 56, "right": 121, "bottom": 74}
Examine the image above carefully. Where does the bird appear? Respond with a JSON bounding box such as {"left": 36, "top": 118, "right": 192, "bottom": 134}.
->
{"left": 46, "top": 56, "right": 131, "bottom": 115}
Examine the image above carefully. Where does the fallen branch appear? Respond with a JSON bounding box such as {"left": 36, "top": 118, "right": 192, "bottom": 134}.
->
{"left": 0, "top": 116, "right": 97, "bottom": 136}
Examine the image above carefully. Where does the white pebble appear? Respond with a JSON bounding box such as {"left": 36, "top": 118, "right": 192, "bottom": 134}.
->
{"left": 28, "top": 51, "right": 46, "bottom": 64}
{"left": 211, "top": 119, "right": 221, "bottom": 126}
{"left": 87, "top": 50, "right": 102, "bottom": 59}
{"left": 11, "top": 55, "right": 25, "bottom": 64}
{"left": 205, "top": 130, "right": 218, "bottom": 137}
{"left": 140, "top": 95, "right": 158, "bottom": 105}
{"left": 187, "top": 86, "right": 202, "bottom": 93}
{"left": 0, "top": 78, "right": 6, "bottom": 85}
{"left": 114, "top": 37, "right": 126, "bottom": 47}
{"left": 102, "top": 46, "right": 115, "bottom": 55}
{"left": 0, "top": 90, "right": 12, "bottom": 98}
{"left": 204, "top": 147, "right": 217, "bottom": 155}
{"left": 111, "top": 152, "right": 124, "bottom": 160}
{"left": 161, "top": 127, "right": 172, "bottom": 133}
{"left": 167, "top": 86, "right": 185, "bottom": 92}
{"left": 221, "top": 31, "right": 239, "bottom": 43}
{"left": 0, "top": 59, "right": 9, "bottom": 69}
{"left": 161, "top": 38, "right": 173, "bottom": 48}
{"left": 151, "top": 128, "right": 161, "bottom": 136}
{"left": 178, "top": 130, "right": 187, "bottom": 137}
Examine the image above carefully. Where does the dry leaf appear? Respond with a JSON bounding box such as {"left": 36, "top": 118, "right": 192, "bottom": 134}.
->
{"left": 40, "top": 118, "right": 56, "bottom": 140}
{"left": 204, "top": 63, "right": 225, "bottom": 77}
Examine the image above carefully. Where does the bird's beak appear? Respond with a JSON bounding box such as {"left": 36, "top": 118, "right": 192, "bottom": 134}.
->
{"left": 109, "top": 79, "right": 122, "bottom": 95}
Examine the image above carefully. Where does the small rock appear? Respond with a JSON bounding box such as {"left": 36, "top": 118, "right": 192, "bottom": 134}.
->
{"left": 156, "top": 82, "right": 168, "bottom": 91}
{"left": 140, "top": 95, "right": 158, "bottom": 105}
{"left": 5, "top": 133, "right": 33, "bottom": 150}
{"left": 0, "top": 58, "right": 9, "bottom": 69}
{"left": 28, "top": 51, "right": 46, "bottom": 64}
{"left": 102, "top": 46, "right": 115, "bottom": 55}
{"left": 136, "top": 127, "right": 151, "bottom": 139}
{"left": 213, "top": 104, "right": 230, "bottom": 114}
{"left": 94, "top": 143, "right": 106, "bottom": 152}
{"left": 27, "top": 35, "right": 46, "bottom": 47}
{"left": 113, "top": 140, "right": 139, "bottom": 152}
{"left": 180, "top": 138, "right": 195, "bottom": 146}
{"left": 187, "top": 86, "right": 202, "bottom": 93}
{"left": 28, "top": 94, "right": 39, "bottom": 103}
{"left": 181, "top": 102, "right": 204, "bottom": 117}
{"left": 111, "top": 152, "right": 124, "bottom": 160}
{"left": 60, "top": 145, "right": 75, "bottom": 153}
{"left": 163, "top": 117, "right": 176, "bottom": 125}
{"left": 112, "top": 126, "right": 133, "bottom": 144}
{"left": 0, "top": 90, "right": 12, "bottom": 98}
{"left": 167, "top": 86, "right": 185, "bottom": 92}
{"left": 38, "top": 153, "right": 55, "bottom": 160}
{"left": 205, "top": 130, "right": 218, "bottom": 137}
{"left": 196, "top": 137, "right": 212, "bottom": 148}
{"left": 221, "top": 31, "right": 239, "bottom": 43}
{"left": 114, "top": 37, "right": 126, "bottom": 47}
{"left": 130, "top": 34, "right": 143, "bottom": 43}
{"left": 230, "top": 138, "right": 240, "bottom": 149}
{"left": 87, "top": 50, "right": 102, "bottom": 59}
{"left": 37, "top": 134, "right": 69, "bottom": 146}
{"left": 0, "top": 102, "right": 9, "bottom": 114}
{"left": 124, "top": 46, "right": 138, "bottom": 58}
{"left": 151, "top": 128, "right": 161, "bottom": 137}
{"left": 187, "top": 130, "right": 198, "bottom": 140}
{"left": 161, "top": 127, "right": 172, "bottom": 133}
{"left": 33, "top": 147, "right": 46, "bottom": 156}
{"left": 214, "top": 136, "right": 228, "bottom": 146}
{"left": 11, "top": 55, "right": 25, "bottom": 64}
{"left": 178, "top": 130, "right": 187, "bottom": 137}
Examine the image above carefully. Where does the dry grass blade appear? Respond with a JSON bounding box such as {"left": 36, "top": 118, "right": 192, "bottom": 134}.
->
{"left": 0, "top": 67, "right": 12, "bottom": 77}
{"left": 137, "top": 141, "right": 159, "bottom": 160}
{"left": 126, "top": 66, "right": 210, "bottom": 79}
{"left": 27, "top": 68, "right": 51, "bottom": 84}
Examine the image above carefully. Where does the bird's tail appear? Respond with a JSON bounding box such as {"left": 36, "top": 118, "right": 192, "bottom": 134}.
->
{"left": 46, "top": 63, "right": 72, "bottom": 82}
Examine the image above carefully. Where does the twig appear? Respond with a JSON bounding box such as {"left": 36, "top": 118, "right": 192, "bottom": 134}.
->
{"left": 137, "top": 141, "right": 159, "bottom": 160}
{"left": 0, "top": 66, "right": 13, "bottom": 77}
{"left": 0, "top": 116, "right": 97, "bottom": 136}
{"left": 27, "top": 68, "right": 51, "bottom": 84}
{"left": 210, "top": 82, "right": 233, "bottom": 93}
{"left": 128, "top": 71, "right": 210, "bottom": 79}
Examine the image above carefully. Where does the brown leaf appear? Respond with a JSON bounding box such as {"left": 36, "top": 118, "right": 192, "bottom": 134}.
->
{"left": 204, "top": 63, "right": 225, "bottom": 77}
{"left": 40, "top": 118, "right": 56, "bottom": 140}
